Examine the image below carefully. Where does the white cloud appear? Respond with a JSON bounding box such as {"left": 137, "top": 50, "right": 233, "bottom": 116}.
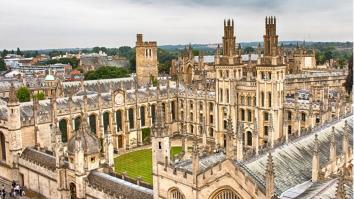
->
{"left": 0, "top": 0, "right": 352, "bottom": 49}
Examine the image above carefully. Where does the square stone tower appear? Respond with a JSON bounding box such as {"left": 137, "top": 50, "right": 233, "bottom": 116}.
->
{"left": 135, "top": 34, "right": 158, "bottom": 85}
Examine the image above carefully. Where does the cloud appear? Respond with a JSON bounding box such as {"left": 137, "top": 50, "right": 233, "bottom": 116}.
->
{"left": 0, "top": 0, "right": 352, "bottom": 49}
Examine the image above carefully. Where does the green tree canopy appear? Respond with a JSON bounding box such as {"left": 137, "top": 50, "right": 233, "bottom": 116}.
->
{"left": 16, "top": 87, "right": 31, "bottom": 102}
{"left": 0, "top": 59, "right": 6, "bottom": 71}
{"left": 41, "top": 57, "right": 79, "bottom": 68}
{"left": 16, "top": 47, "right": 23, "bottom": 56}
{"left": 33, "top": 92, "right": 45, "bottom": 100}
{"left": 243, "top": 46, "right": 255, "bottom": 54}
{"left": 84, "top": 66, "right": 130, "bottom": 80}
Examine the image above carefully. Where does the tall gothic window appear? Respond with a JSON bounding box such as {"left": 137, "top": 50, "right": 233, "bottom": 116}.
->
{"left": 169, "top": 188, "right": 185, "bottom": 199}
{"left": 268, "top": 92, "right": 272, "bottom": 107}
{"left": 89, "top": 114, "right": 97, "bottom": 134}
{"left": 247, "top": 110, "right": 252, "bottom": 122}
{"left": 247, "top": 131, "right": 252, "bottom": 146}
{"left": 261, "top": 92, "right": 265, "bottom": 107}
{"left": 59, "top": 119, "right": 68, "bottom": 143}
{"left": 171, "top": 101, "right": 176, "bottom": 121}
{"left": 74, "top": 116, "right": 81, "bottom": 131}
{"left": 103, "top": 112, "right": 110, "bottom": 132}
{"left": 301, "top": 112, "right": 306, "bottom": 122}
{"left": 264, "top": 112, "right": 269, "bottom": 121}
{"left": 0, "top": 132, "right": 6, "bottom": 161}
{"left": 211, "top": 188, "right": 242, "bottom": 199}
{"left": 241, "top": 109, "right": 245, "bottom": 121}
{"left": 116, "top": 110, "right": 122, "bottom": 131}
{"left": 151, "top": 104, "right": 156, "bottom": 124}
{"left": 128, "top": 108, "right": 134, "bottom": 129}
{"left": 140, "top": 107, "right": 146, "bottom": 126}
{"left": 288, "top": 111, "right": 292, "bottom": 120}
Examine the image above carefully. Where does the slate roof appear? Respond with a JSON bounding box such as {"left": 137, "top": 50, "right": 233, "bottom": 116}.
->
{"left": 87, "top": 171, "right": 153, "bottom": 199}
{"left": 174, "top": 152, "right": 226, "bottom": 173}
{"left": 243, "top": 117, "right": 353, "bottom": 196}
{"left": 20, "top": 147, "right": 56, "bottom": 171}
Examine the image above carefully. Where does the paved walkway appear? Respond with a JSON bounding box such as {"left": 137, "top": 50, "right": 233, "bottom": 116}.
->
{"left": 0, "top": 177, "right": 42, "bottom": 199}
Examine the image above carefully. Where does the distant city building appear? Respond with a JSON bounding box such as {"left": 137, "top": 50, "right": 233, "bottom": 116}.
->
{"left": 80, "top": 51, "right": 129, "bottom": 72}
{"left": 0, "top": 17, "right": 351, "bottom": 199}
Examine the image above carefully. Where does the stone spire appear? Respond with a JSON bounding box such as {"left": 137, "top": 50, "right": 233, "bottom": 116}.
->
{"left": 265, "top": 152, "right": 275, "bottom": 199}
{"left": 312, "top": 134, "right": 320, "bottom": 182}
{"left": 225, "top": 117, "right": 234, "bottom": 159}
{"left": 152, "top": 81, "right": 166, "bottom": 137}
{"left": 236, "top": 122, "right": 243, "bottom": 161}
{"left": 330, "top": 126, "right": 337, "bottom": 173}
{"left": 192, "top": 134, "right": 200, "bottom": 184}
{"left": 343, "top": 120, "right": 349, "bottom": 166}
{"left": 335, "top": 170, "right": 345, "bottom": 199}
{"left": 8, "top": 82, "right": 18, "bottom": 104}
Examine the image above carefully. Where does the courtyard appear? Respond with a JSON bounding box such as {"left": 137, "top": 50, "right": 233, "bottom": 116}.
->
{"left": 114, "top": 146, "right": 182, "bottom": 184}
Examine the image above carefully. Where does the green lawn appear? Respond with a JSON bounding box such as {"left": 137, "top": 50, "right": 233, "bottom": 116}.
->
{"left": 114, "top": 146, "right": 182, "bottom": 185}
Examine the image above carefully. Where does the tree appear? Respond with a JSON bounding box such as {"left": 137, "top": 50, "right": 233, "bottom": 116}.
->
{"left": 1, "top": 49, "right": 8, "bottom": 58}
{"left": 16, "top": 47, "right": 22, "bottom": 56}
{"left": 33, "top": 92, "right": 45, "bottom": 100}
{"left": 84, "top": 66, "right": 130, "bottom": 80}
{"left": 0, "top": 59, "right": 6, "bottom": 71}
{"left": 344, "top": 55, "right": 353, "bottom": 94}
{"left": 16, "top": 87, "right": 31, "bottom": 102}
{"left": 243, "top": 46, "right": 255, "bottom": 54}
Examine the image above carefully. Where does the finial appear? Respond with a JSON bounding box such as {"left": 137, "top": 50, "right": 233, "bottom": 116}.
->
{"left": 314, "top": 134, "right": 319, "bottom": 154}
{"left": 9, "top": 82, "right": 18, "bottom": 103}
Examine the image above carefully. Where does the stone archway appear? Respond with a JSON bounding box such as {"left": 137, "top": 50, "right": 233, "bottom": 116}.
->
{"left": 209, "top": 186, "right": 243, "bottom": 199}
{"left": 69, "top": 183, "right": 76, "bottom": 199}
{"left": 168, "top": 187, "right": 185, "bottom": 199}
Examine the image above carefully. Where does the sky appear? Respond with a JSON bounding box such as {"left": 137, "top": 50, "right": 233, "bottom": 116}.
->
{"left": 0, "top": 0, "right": 352, "bottom": 50}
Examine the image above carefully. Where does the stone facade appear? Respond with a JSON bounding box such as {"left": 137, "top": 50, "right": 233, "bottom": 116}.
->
{"left": 136, "top": 34, "right": 158, "bottom": 86}
{"left": 0, "top": 16, "right": 352, "bottom": 199}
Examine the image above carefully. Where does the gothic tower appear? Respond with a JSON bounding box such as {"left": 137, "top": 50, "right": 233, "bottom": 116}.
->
{"left": 7, "top": 83, "right": 22, "bottom": 182}
{"left": 223, "top": 19, "right": 236, "bottom": 57}
{"left": 152, "top": 82, "right": 170, "bottom": 199}
{"left": 256, "top": 16, "right": 285, "bottom": 147}
{"left": 136, "top": 34, "right": 158, "bottom": 86}
{"left": 263, "top": 16, "right": 278, "bottom": 57}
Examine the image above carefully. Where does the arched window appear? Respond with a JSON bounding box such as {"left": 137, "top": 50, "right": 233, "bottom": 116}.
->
{"left": 210, "top": 187, "right": 243, "bottom": 199}
{"left": 116, "top": 110, "right": 122, "bottom": 131}
{"left": 140, "top": 106, "right": 146, "bottom": 126}
{"left": 89, "top": 114, "right": 97, "bottom": 134}
{"left": 74, "top": 116, "right": 81, "bottom": 131}
{"left": 151, "top": 104, "right": 156, "bottom": 124}
{"left": 209, "top": 128, "right": 214, "bottom": 137}
{"left": 261, "top": 92, "right": 265, "bottom": 107}
{"left": 128, "top": 108, "right": 134, "bottom": 129}
{"left": 264, "top": 112, "right": 269, "bottom": 121}
{"left": 301, "top": 112, "right": 306, "bottom": 122}
{"left": 220, "top": 89, "right": 223, "bottom": 102}
{"left": 103, "top": 112, "right": 110, "bottom": 133}
{"left": 247, "top": 96, "right": 251, "bottom": 106}
{"left": 241, "top": 109, "right": 245, "bottom": 121}
{"left": 268, "top": 92, "right": 272, "bottom": 107}
{"left": 69, "top": 183, "right": 77, "bottom": 199}
{"left": 288, "top": 125, "right": 292, "bottom": 134}
{"left": 209, "top": 102, "right": 214, "bottom": 112}
{"left": 226, "top": 89, "right": 229, "bottom": 103}
{"left": 247, "top": 109, "right": 252, "bottom": 122}
{"left": 190, "top": 125, "right": 194, "bottom": 134}
{"left": 171, "top": 101, "right": 176, "bottom": 121}
{"left": 247, "top": 131, "right": 252, "bottom": 146}
{"left": 59, "top": 119, "right": 68, "bottom": 143}
{"left": 0, "top": 132, "right": 6, "bottom": 161}
{"left": 169, "top": 188, "right": 185, "bottom": 199}
{"left": 287, "top": 111, "right": 292, "bottom": 120}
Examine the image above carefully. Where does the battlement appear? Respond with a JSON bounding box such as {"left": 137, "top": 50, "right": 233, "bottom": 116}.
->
{"left": 265, "top": 16, "right": 276, "bottom": 25}
{"left": 136, "top": 34, "right": 157, "bottom": 47}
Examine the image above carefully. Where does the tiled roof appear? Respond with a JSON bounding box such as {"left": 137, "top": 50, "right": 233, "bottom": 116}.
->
{"left": 243, "top": 117, "right": 353, "bottom": 196}
{"left": 87, "top": 171, "right": 153, "bottom": 199}
{"left": 20, "top": 147, "right": 56, "bottom": 171}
